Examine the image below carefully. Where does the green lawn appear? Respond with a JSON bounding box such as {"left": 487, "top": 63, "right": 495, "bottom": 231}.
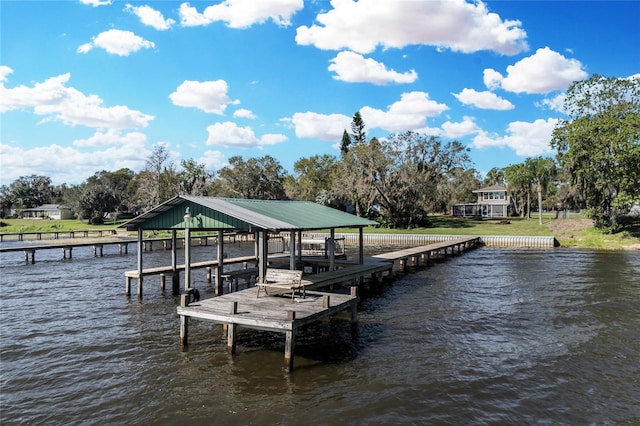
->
{"left": 0, "top": 218, "right": 124, "bottom": 233}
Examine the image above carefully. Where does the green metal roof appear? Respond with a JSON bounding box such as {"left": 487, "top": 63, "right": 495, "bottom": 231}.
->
{"left": 120, "top": 196, "right": 378, "bottom": 231}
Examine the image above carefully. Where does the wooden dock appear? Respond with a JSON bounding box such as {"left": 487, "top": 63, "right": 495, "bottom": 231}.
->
{"left": 371, "top": 236, "right": 480, "bottom": 272}
{"left": 124, "top": 255, "right": 258, "bottom": 296}
{"left": 176, "top": 236, "right": 481, "bottom": 372}
{"left": 177, "top": 287, "right": 359, "bottom": 372}
{"left": 0, "top": 239, "right": 135, "bottom": 263}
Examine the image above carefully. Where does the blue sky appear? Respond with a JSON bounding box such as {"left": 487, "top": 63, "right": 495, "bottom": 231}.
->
{"left": 1, "top": 0, "right": 638, "bottom": 186}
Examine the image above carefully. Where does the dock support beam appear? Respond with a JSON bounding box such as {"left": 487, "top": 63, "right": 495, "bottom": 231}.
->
{"left": 136, "top": 229, "right": 143, "bottom": 298}
{"left": 227, "top": 301, "right": 238, "bottom": 354}
{"left": 180, "top": 294, "right": 189, "bottom": 346}
{"left": 215, "top": 230, "right": 224, "bottom": 296}
{"left": 284, "top": 310, "right": 296, "bottom": 372}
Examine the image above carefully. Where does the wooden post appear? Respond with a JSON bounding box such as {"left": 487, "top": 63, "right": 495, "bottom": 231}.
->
{"left": 284, "top": 310, "right": 296, "bottom": 372}
{"left": 289, "top": 232, "right": 296, "bottom": 270}
{"left": 179, "top": 293, "right": 190, "bottom": 346}
{"left": 323, "top": 295, "right": 331, "bottom": 309}
{"left": 227, "top": 301, "right": 238, "bottom": 354}
{"left": 160, "top": 274, "right": 166, "bottom": 291}
{"left": 134, "top": 229, "right": 143, "bottom": 298}
{"left": 185, "top": 228, "right": 191, "bottom": 290}
{"left": 215, "top": 230, "right": 224, "bottom": 296}
{"left": 358, "top": 228, "right": 364, "bottom": 265}
{"left": 329, "top": 229, "right": 335, "bottom": 271}
{"left": 350, "top": 286, "right": 359, "bottom": 334}
{"left": 180, "top": 315, "right": 188, "bottom": 346}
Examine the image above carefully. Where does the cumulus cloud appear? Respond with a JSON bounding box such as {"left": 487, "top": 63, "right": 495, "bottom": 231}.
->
{"left": 441, "top": 116, "right": 482, "bottom": 138}
{"left": 77, "top": 29, "right": 155, "bottom": 56}
{"left": 284, "top": 112, "right": 351, "bottom": 140}
{"left": 179, "top": 0, "right": 303, "bottom": 28}
{"left": 0, "top": 139, "right": 149, "bottom": 185}
{"left": 453, "top": 88, "right": 514, "bottom": 110}
{"left": 72, "top": 129, "right": 147, "bottom": 147}
{"left": 0, "top": 66, "right": 14, "bottom": 82}
{"left": 296, "top": 0, "right": 528, "bottom": 55}
{"left": 233, "top": 108, "right": 256, "bottom": 119}
{"left": 361, "top": 91, "right": 449, "bottom": 132}
{"left": 205, "top": 121, "right": 286, "bottom": 148}
{"left": 538, "top": 93, "right": 566, "bottom": 113}
{"left": 199, "top": 150, "right": 227, "bottom": 172}
{"left": 79, "top": 0, "right": 112, "bottom": 6}
{"left": 169, "top": 80, "right": 239, "bottom": 114}
{"left": 328, "top": 51, "right": 417, "bottom": 85}
{"left": 125, "top": 4, "right": 175, "bottom": 30}
{"left": 0, "top": 72, "right": 154, "bottom": 129}
{"left": 484, "top": 47, "right": 587, "bottom": 94}
{"left": 471, "top": 118, "right": 559, "bottom": 157}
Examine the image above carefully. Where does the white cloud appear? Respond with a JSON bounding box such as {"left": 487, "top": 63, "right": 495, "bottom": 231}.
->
{"left": 233, "top": 108, "right": 256, "bottom": 119}
{"left": 79, "top": 0, "right": 112, "bottom": 6}
{"left": 471, "top": 118, "right": 559, "bottom": 157}
{"left": 125, "top": 4, "right": 175, "bottom": 30}
{"left": 285, "top": 112, "right": 351, "bottom": 141}
{"left": 361, "top": 91, "right": 449, "bottom": 132}
{"left": 169, "top": 80, "right": 239, "bottom": 114}
{"left": 72, "top": 129, "right": 147, "bottom": 147}
{"left": 296, "top": 0, "right": 528, "bottom": 55}
{"left": 199, "top": 150, "right": 227, "bottom": 172}
{"left": 0, "top": 72, "right": 154, "bottom": 129}
{"left": 539, "top": 93, "right": 566, "bottom": 113}
{"left": 483, "top": 68, "right": 503, "bottom": 91}
{"left": 486, "top": 47, "right": 587, "bottom": 94}
{"left": 328, "top": 51, "right": 417, "bottom": 85}
{"left": 179, "top": 0, "right": 303, "bottom": 28}
{"left": 441, "top": 116, "right": 482, "bottom": 138}
{"left": 0, "top": 140, "right": 149, "bottom": 185}
{"left": 205, "top": 121, "right": 286, "bottom": 148}
{"left": 0, "top": 66, "right": 13, "bottom": 82}
{"left": 77, "top": 29, "right": 155, "bottom": 56}
{"left": 453, "top": 88, "right": 514, "bottom": 110}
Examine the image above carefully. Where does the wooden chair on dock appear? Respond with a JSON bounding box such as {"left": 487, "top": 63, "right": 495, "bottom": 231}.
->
{"left": 256, "top": 268, "right": 305, "bottom": 301}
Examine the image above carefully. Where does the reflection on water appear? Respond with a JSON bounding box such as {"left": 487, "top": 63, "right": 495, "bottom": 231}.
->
{"left": 1, "top": 244, "right": 639, "bottom": 424}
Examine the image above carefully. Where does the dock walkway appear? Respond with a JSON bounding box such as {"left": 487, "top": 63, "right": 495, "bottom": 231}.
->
{"left": 371, "top": 236, "right": 480, "bottom": 272}
{"left": 177, "top": 236, "right": 481, "bottom": 372}
{"left": 177, "top": 287, "right": 358, "bottom": 372}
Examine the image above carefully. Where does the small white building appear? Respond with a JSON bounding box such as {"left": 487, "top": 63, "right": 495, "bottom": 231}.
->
{"left": 21, "top": 204, "right": 74, "bottom": 220}
{"left": 452, "top": 184, "right": 511, "bottom": 218}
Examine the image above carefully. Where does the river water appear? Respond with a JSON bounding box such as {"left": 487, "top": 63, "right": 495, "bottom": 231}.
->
{"left": 1, "top": 241, "right": 639, "bottom": 425}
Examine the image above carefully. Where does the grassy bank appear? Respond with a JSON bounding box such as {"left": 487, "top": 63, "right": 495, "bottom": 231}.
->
{"left": 0, "top": 218, "right": 123, "bottom": 234}
{"left": 1, "top": 214, "right": 639, "bottom": 250}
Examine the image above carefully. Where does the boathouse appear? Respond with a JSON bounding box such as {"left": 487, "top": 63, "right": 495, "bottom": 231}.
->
{"left": 119, "top": 195, "right": 378, "bottom": 298}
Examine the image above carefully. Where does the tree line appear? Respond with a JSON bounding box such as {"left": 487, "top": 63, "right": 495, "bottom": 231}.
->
{"left": 1, "top": 75, "right": 638, "bottom": 231}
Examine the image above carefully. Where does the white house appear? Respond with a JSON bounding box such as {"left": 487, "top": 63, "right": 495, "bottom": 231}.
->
{"left": 452, "top": 184, "right": 511, "bottom": 218}
{"left": 20, "top": 204, "right": 74, "bottom": 220}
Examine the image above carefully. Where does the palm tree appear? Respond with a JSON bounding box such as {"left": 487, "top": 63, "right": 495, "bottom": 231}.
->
{"left": 526, "top": 157, "right": 557, "bottom": 224}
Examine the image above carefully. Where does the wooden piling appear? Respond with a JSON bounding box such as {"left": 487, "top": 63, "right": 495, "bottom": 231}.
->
{"left": 227, "top": 301, "right": 238, "bottom": 354}
{"left": 284, "top": 310, "right": 296, "bottom": 372}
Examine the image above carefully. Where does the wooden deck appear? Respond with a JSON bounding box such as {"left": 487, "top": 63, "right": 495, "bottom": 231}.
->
{"left": 0, "top": 239, "right": 135, "bottom": 263}
{"left": 124, "top": 255, "right": 258, "bottom": 295}
{"left": 371, "top": 236, "right": 480, "bottom": 272}
{"left": 175, "top": 236, "right": 482, "bottom": 372}
{"left": 177, "top": 287, "right": 358, "bottom": 372}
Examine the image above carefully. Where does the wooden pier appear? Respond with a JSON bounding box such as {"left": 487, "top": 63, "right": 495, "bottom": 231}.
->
{"left": 0, "top": 240, "right": 135, "bottom": 263}
{"left": 177, "top": 287, "right": 359, "bottom": 372}
{"left": 176, "top": 236, "right": 481, "bottom": 372}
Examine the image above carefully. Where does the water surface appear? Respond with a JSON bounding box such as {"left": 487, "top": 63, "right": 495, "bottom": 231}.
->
{"left": 1, "top": 244, "right": 639, "bottom": 424}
